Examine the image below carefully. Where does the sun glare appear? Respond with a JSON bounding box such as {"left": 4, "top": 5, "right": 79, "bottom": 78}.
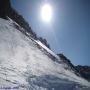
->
{"left": 41, "top": 4, "right": 52, "bottom": 22}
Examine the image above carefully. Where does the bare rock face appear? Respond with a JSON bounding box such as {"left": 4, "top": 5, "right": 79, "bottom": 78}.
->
{"left": 75, "top": 65, "right": 90, "bottom": 81}
{"left": 57, "top": 54, "right": 90, "bottom": 81}
{"left": 0, "top": 0, "right": 11, "bottom": 18}
{"left": 57, "top": 54, "right": 75, "bottom": 69}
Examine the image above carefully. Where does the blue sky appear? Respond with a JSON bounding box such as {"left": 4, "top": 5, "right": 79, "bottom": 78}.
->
{"left": 11, "top": 0, "right": 90, "bottom": 66}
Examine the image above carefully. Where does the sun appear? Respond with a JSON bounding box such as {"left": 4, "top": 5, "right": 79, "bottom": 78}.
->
{"left": 41, "top": 4, "right": 52, "bottom": 22}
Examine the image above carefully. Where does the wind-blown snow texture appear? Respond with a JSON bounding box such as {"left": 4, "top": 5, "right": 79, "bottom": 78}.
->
{"left": 0, "top": 18, "right": 90, "bottom": 90}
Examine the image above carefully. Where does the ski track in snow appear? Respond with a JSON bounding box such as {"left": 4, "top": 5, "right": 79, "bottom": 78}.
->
{"left": 0, "top": 18, "right": 90, "bottom": 90}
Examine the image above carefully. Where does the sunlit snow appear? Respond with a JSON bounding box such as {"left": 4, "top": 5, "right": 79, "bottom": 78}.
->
{"left": 0, "top": 18, "right": 90, "bottom": 90}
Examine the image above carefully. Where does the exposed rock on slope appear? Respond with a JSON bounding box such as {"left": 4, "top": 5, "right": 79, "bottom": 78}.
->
{"left": 58, "top": 53, "right": 90, "bottom": 82}
{"left": 57, "top": 54, "right": 78, "bottom": 72}
{"left": 75, "top": 65, "right": 90, "bottom": 81}
{"left": 0, "top": 0, "right": 11, "bottom": 18}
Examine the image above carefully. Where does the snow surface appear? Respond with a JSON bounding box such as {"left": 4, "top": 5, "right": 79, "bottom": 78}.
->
{"left": 0, "top": 18, "right": 90, "bottom": 90}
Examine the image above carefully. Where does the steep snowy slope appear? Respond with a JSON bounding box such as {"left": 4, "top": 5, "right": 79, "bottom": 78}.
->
{"left": 0, "top": 18, "right": 90, "bottom": 90}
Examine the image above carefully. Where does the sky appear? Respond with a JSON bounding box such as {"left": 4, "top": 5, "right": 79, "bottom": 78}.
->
{"left": 11, "top": 0, "right": 90, "bottom": 66}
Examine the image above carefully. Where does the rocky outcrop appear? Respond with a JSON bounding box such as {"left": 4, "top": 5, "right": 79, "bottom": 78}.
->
{"left": 38, "top": 37, "right": 50, "bottom": 49}
{"left": 57, "top": 54, "right": 80, "bottom": 76}
{"left": 57, "top": 53, "right": 90, "bottom": 81}
{"left": 75, "top": 65, "right": 90, "bottom": 81}
{"left": 0, "top": 0, "right": 11, "bottom": 18}
{"left": 57, "top": 54, "right": 75, "bottom": 70}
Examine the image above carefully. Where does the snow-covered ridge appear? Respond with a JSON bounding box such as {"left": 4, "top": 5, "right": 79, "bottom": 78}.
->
{"left": 0, "top": 18, "right": 90, "bottom": 90}
{"left": 8, "top": 17, "right": 61, "bottom": 63}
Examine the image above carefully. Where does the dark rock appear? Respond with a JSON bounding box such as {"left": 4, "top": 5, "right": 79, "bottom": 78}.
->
{"left": 57, "top": 54, "right": 80, "bottom": 76}
{"left": 38, "top": 37, "right": 50, "bottom": 49}
{"left": 75, "top": 65, "right": 90, "bottom": 81}
{"left": 57, "top": 53, "right": 90, "bottom": 81}
{"left": 0, "top": 0, "right": 11, "bottom": 18}
{"left": 57, "top": 54, "right": 75, "bottom": 69}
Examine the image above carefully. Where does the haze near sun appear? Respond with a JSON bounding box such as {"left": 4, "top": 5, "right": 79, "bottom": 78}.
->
{"left": 41, "top": 4, "right": 52, "bottom": 22}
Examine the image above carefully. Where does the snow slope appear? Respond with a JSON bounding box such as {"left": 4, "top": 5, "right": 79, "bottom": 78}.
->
{"left": 0, "top": 18, "right": 90, "bottom": 90}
